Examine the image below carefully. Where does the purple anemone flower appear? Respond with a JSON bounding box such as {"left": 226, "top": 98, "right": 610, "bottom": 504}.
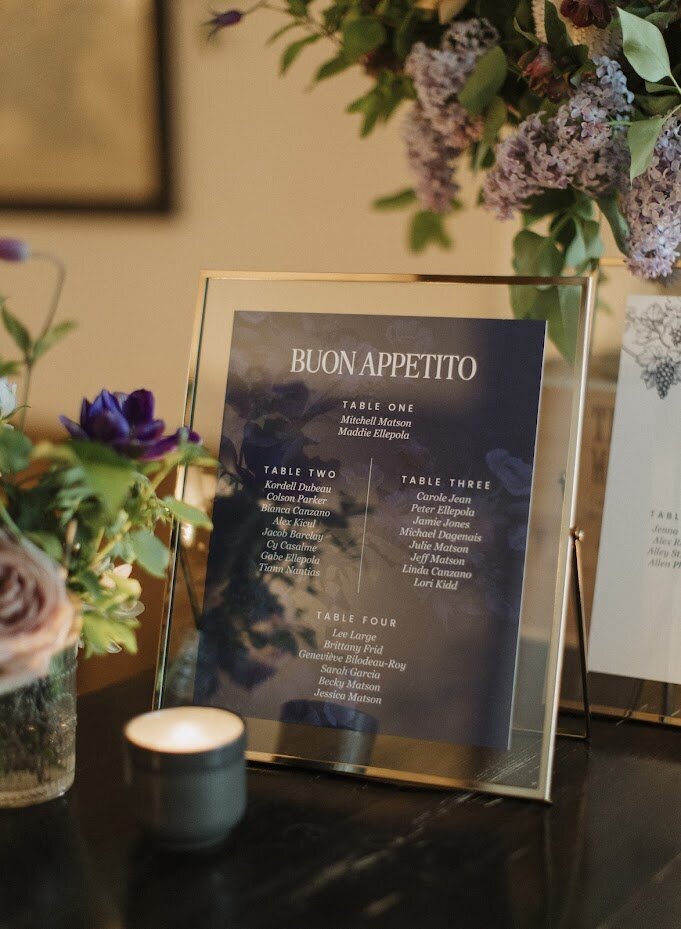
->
{"left": 205, "top": 9, "right": 243, "bottom": 37}
{"left": 0, "top": 238, "right": 30, "bottom": 262}
{"left": 60, "top": 389, "right": 200, "bottom": 461}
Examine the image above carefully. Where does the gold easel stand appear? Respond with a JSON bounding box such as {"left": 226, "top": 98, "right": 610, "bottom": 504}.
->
{"left": 557, "top": 528, "right": 592, "bottom": 743}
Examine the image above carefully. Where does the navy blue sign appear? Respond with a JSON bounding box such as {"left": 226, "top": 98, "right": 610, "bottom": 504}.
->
{"left": 195, "top": 312, "right": 546, "bottom": 750}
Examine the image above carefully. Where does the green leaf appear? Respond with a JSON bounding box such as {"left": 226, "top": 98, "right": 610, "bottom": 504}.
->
{"left": 342, "top": 18, "right": 386, "bottom": 62}
{"left": 266, "top": 21, "right": 302, "bottom": 45}
{"left": 459, "top": 46, "right": 507, "bottom": 116}
{"left": 513, "top": 17, "right": 539, "bottom": 45}
{"left": 287, "top": 0, "right": 308, "bottom": 15}
{"left": 582, "top": 219, "right": 604, "bottom": 262}
{"left": 1, "top": 307, "right": 31, "bottom": 355}
{"left": 510, "top": 284, "right": 545, "bottom": 319}
{"left": 373, "top": 188, "right": 417, "bottom": 210}
{"left": 409, "top": 211, "right": 451, "bottom": 252}
{"left": 280, "top": 34, "right": 321, "bottom": 73}
{"left": 645, "top": 79, "right": 678, "bottom": 94}
{"left": 25, "top": 531, "right": 63, "bottom": 562}
{"left": 550, "top": 285, "right": 578, "bottom": 363}
{"left": 544, "top": 1, "right": 572, "bottom": 55}
{"left": 129, "top": 528, "right": 170, "bottom": 577}
{"left": 71, "top": 441, "right": 136, "bottom": 518}
{"left": 0, "top": 428, "right": 31, "bottom": 473}
{"left": 522, "top": 189, "right": 578, "bottom": 226}
{"left": 394, "top": 9, "right": 417, "bottom": 60}
{"left": 620, "top": 8, "right": 672, "bottom": 82}
{"left": 0, "top": 360, "right": 19, "bottom": 377}
{"left": 512, "top": 230, "right": 564, "bottom": 277}
{"left": 32, "top": 320, "right": 76, "bottom": 361}
{"left": 638, "top": 92, "right": 680, "bottom": 115}
{"left": 564, "top": 221, "right": 586, "bottom": 269}
{"left": 162, "top": 496, "right": 213, "bottom": 530}
{"left": 598, "top": 193, "right": 629, "bottom": 254}
{"left": 315, "top": 56, "right": 352, "bottom": 81}
{"left": 646, "top": 11, "right": 678, "bottom": 30}
{"left": 81, "top": 613, "right": 139, "bottom": 657}
{"left": 628, "top": 115, "right": 666, "bottom": 179}
{"left": 482, "top": 96, "right": 506, "bottom": 146}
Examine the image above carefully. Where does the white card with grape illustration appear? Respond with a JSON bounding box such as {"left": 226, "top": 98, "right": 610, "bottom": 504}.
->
{"left": 589, "top": 295, "right": 681, "bottom": 684}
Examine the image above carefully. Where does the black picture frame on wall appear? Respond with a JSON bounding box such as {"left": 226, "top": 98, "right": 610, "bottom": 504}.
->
{"left": 0, "top": 0, "right": 171, "bottom": 213}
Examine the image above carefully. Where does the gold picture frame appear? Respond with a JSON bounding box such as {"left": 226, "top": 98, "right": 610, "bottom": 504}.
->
{"left": 155, "top": 271, "right": 596, "bottom": 801}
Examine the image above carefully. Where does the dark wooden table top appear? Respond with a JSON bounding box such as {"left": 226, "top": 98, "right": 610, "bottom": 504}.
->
{"left": 2, "top": 673, "right": 681, "bottom": 929}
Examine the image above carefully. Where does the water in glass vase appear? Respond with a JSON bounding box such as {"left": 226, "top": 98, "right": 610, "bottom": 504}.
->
{"left": 0, "top": 645, "right": 77, "bottom": 807}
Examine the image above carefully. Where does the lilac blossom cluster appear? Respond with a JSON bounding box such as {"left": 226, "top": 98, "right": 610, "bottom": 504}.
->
{"left": 403, "top": 18, "right": 497, "bottom": 213}
{"left": 624, "top": 116, "right": 681, "bottom": 279}
{"left": 483, "top": 57, "right": 632, "bottom": 220}
{"left": 402, "top": 104, "right": 460, "bottom": 213}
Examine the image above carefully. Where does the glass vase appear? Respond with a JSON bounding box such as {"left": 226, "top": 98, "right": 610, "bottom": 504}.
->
{"left": 0, "top": 645, "right": 77, "bottom": 808}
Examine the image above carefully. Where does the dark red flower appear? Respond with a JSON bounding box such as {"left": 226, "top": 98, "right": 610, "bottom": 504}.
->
{"left": 559, "top": 0, "right": 612, "bottom": 29}
{"left": 519, "top": 45, "right": 567, "bottom": 101}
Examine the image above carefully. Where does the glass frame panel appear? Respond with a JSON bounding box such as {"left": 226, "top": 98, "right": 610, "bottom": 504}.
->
{"left": 155, "top": 271, "right": 596, "bottom": 801}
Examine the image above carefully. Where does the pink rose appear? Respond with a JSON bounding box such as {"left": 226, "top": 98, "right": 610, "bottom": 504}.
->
{"left": 0, "top": 532, "right": 79, "bottom": 694}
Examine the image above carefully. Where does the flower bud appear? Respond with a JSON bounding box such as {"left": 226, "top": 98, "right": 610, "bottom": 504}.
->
{"left": 0, "top": 238, "right": 30, "bottom": 262}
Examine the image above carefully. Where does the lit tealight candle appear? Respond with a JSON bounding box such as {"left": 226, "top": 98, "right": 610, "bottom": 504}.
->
{"left": 123, "top": 707, "right": 247, "bottom": 851}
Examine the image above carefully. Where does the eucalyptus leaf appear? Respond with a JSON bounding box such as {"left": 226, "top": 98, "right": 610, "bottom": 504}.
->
{"left": 620, "top": 8, "right": 672, "bottom": 82}
{"left": 628, "top": 115, "right": 666, "bottom": 179}
{"left": 459, "top": 46, "right": 507, "bottom": 116}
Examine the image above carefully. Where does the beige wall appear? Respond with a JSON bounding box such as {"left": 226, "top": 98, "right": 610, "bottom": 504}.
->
{"left": 0, "top": 2, "right": 522, "bottom": 437}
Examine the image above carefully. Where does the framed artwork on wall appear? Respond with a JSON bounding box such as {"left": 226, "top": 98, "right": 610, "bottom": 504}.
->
{"left": 0, "top": 0, "right": 171, "bottom": 212}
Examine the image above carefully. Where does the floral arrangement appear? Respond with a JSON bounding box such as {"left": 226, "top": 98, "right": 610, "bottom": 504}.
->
{"left": 0, "top": 238, "right": 212, "bottom": 694}
{"left": 209, "top": 0, "right": 681, "bottom": 352}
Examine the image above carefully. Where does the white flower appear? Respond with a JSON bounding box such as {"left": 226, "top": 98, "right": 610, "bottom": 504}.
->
{"left": 0, "top": 378, "right": 17, "bottom": 418}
